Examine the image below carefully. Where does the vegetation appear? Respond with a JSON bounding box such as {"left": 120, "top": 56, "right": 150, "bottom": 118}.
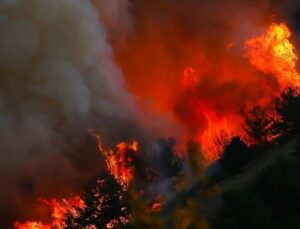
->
{"left": 213, "top": 155, "right": 300, "bottom": 229}
{"left": 65, "top": 173, "right": 129, "bottom": 228}
{"left": 66, "top": 87, "right": 300, "bottom": 228}
{"left": 219, "top": 137, "right": 249, "bottom": 173}
{"left": 244, "top": 105, "right": 277, "bottom": 145}
{"left": 275, "top": 87, "right": 300, "bottom": 135}
{"left": 156, "top": 137, "right": 183, "bottom": 178}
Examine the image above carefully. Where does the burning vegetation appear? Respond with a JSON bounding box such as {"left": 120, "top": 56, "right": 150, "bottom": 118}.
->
{"left": 14, "top": 196, "right": 85, "bottom": 229}
{"left": 173, "top": 22, "right": 300, "bottom": 162}
{"left": 3, "top": 0, "right": 300, "bottom": 228}
{"left": 11, "top": 18, "right": 300, "bottom": 229}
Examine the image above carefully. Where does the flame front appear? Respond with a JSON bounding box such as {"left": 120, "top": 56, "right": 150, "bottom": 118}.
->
{"left": 245, "top": 23, "right": 300, "bottom": 88}
{"left": 14, "top": 130, "right": 138, "bottom": 228}
{"left": 14, "top": 196, "right": 85, "bottom": 229}
{"left": 90, "top": 129, "right": 138, "bottom": 187}
{"left": 178, "top": 67, "right": 244, "bottom": 162}
{"left": 174, "top": 22, "right": 300, "bottom": 162}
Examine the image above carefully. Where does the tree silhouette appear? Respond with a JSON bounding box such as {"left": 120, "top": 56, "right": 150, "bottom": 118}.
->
{"left": 220, "top": 137, "right": 249, "bottom": 172}
{"left": 156, "top": 138, "right": 183, "bottom": 178}
{"left": 275, "top": 87, "right": 300, "bottom": 135}
{"left": 244, "top": 106, "right": 277, "bottom": 145}
{"left": 65, "top": 172, "right": 129, "bottom": 228}
{"left": 214, "top": 157, "right": 300, "bottom": 229}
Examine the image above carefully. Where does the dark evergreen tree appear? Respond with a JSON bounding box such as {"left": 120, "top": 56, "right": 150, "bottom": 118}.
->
{"left": 65, "top": 172, "right": 129, "bottom": 228}
{"left": 220, "top": 136, "right": 249, "bottom": 172}
{"left": 214, "top": 157, "right": 300, "bottom": 229}
{"left": 244, "top": 105, "right": 277, "bottom": 145}
{"left": 156, "top": 138, "right": 183, "bottom": 178}
{"left": 275, "top": 87, "right": 300, "bottom": 134}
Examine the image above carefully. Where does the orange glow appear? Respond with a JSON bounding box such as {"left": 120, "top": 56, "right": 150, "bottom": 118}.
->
{"left": 245, "top": 23, "right": 300, "bottom": 88}
{"left": 182, "top": 67, "right": 201, "bottom": 89}
{"left": 90, "top": 129, "right": 138, "bottom": 188}
{"left": 13, "top": 222, "right": 47, "bottom": 229}
{"left": 197, "top": 113, "right": 239, "bottom": 162}
{"left": 172, "top": 22, "right": 300, "bottom": 162}
{"left": 145, "top": 201, "right": 163, "bottom": 213}
{"left": 14, "top": 196, "right": 85, "bottom": 229}
{"left": 14, "top": 130, "right": 137, "bottom": 228}
{"left": 177, "top": 66, "right": 246, "bottom": 162}
{"left": 117, "top": 19, "right": 299, "bottom": 162}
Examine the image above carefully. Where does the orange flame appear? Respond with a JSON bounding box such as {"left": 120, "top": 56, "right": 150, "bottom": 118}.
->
{"left": 13, "top": 222, "right": 47, "bottom": 229}
{"left": 245, "top": 22, "right": 300, "bottom": 88}
{"left": 90, "top": 129, "right": 138, "bottom": 187}
{"left": 145, "top": 197, "right": 163, "bottom": 213}
{"left": 14, "top": 196, "right": 85, "bottom": 229}
{"left": 178, "top": 66, "right": 245, "bottom": 162}
{"left": 176, "top": 22, "right": 300, "bottom": 162}
{"left": 197, "top": 113, "right": 239, "bottom": 161}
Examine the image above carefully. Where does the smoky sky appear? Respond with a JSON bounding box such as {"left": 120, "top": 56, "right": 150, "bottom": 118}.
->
{"left": 0, "top": 0, "right": 140, "bottom": 227}
{"left": 114, "top": 0, "right": 300, "bottom": 151}
{"left": 0, "top": 0, "right": 299, "bottom": 228}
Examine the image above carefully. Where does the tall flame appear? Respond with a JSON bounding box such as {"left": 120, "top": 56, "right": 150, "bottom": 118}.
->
{"left": 176, "top": 22, "right": 300, "bottom": 162}
{"left": 90, "top": 129, "right": 138, "bottom": 187}
{"left": 14, "top": 130, "right": 138, "bottom": 228}
{"left": 245, "top": 23, "right": 300, "bottom": 88}
{"left": 179, "top": 67, "right": 244, "bottom": 162}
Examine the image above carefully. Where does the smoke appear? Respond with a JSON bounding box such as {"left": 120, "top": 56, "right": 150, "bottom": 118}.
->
{"left": 92, "top": 0, "right": 134, "bottom": 46}
{"left": 0, "top": 0, "right": 141, "bottom": 226}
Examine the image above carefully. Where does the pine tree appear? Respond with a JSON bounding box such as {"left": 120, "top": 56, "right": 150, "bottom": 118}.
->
{"left": 65, "top": 172, "right": 129, "bottom": 228}
{"left": 244, "top": 106, "right": 277, "bottom": 145}
{"left": 220, "top": 136, "right": 249, "bottom": 172}
{"left": 156, "top": 138, "right": 183, "bottom": 178}
{"left": 275, "top": 87, "right": 300, "bottom": 134}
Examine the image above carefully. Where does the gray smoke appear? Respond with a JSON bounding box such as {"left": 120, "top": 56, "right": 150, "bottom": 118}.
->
{"left": 0, "top": 0, "right": 139, "bottom": 226}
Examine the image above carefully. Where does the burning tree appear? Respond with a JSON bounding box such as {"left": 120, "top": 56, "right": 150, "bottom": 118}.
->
{"left": 64, "top": 133, "right": 139, "bottom": 228}
{"left": 14, "top": 196, "right": 85, "bottom": 229}
{"left": 244, "top": 106, "right": 278, "bottom": 145}
{"left": 275, "top": 87, "right": 300, "bottom": 135}
{"left": 65, "top": 173, "right": 129, "bottom": 229}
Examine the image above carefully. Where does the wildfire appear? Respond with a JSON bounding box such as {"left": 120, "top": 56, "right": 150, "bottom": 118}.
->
{"left": 14, "top": 130, "right": 138, "bottom": 228}
{"left": 14, "top": 196, "right": 85, "bottom": 229}
{"left": 90, "top": 129, "right": 138, "bottom": 187}
{"left": 178, "top": 66, "right": 245, "bottom": 162}
{"left": 198, "top": 114, "right": 239, "bottom": 161}
{"left": 176, "top": 22, "right": 300, "bottom": 162}
{"left": 245, "top": 23, "right": 300, "bottom": 88}
{"left": 13, "top": 20, "right": 300, "bottom": 228}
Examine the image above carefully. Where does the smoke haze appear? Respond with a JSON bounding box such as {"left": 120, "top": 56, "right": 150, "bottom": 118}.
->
{"left": 0, "top": 0, "right": 139, "bottom": 226}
